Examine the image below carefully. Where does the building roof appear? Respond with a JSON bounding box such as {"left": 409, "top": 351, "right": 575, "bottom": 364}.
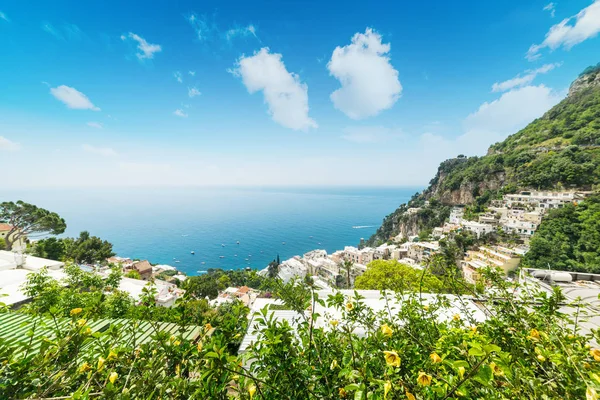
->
{"left": 0, "top": 223, "right": 13, "bottom": 231}
{"left": 132, "top": 260, "right": 152, "bottom": 273}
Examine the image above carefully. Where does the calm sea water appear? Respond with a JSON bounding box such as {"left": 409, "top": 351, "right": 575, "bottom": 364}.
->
{"left": 1, "top": 187, "right": 417, "bottom": 275}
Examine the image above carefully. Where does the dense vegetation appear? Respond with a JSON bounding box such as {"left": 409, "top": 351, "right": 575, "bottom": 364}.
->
{"left": 524, "top": 194, "right": 600, "bottom": 273}
{"left": 31, "top": 231, "right": 115, "bottom": 264}
{"left": 1, "top": 267, "right": 600, "bottom": 399}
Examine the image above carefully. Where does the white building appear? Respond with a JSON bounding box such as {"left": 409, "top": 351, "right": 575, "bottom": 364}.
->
{"left": 449, "top": 207, "right": 465, "bottom": 224}
{"left": 117, "top": 277, "right": 184, "bottom": 307}
{"left": 460, "top": 220, "right": 495, "bottom": 238}
{"left": 460, "top": 246, "right": 521, "bottom": 284}
{"left": 406, "top": 242, "right": 440, "bottom": 263}
{"left": 503, "top": 191, "right": 586, "bottom": 210}
{"left": 0, "top": 251, "right": 66, "bottom": 307}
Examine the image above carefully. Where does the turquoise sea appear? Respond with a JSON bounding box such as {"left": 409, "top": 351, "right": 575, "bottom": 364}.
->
{"left": 1, "top": 187, "right": 417, "bottom": 275}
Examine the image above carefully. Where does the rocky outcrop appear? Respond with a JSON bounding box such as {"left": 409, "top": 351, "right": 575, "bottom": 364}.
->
{"left": 569, "top": 67, "right": 600, "bottom": 97}
{"left": 424, "top": 171, "right": 507, "bottom": 206}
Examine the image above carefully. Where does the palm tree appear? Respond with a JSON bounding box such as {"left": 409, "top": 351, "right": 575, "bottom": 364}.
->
{"left": 339, "top": 260, "right": 353, "bottom": 288}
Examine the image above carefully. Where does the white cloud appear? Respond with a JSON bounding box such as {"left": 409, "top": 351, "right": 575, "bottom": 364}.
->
{"left": 527, "top": 0, "right": 600, "bottom": 60}
{"left": 50, "top": 85, "right": 100, "bottom": 111}
{"left": 327, "top": 28, "right": 402, "bottom": 119}
{"left": 189, "top": 71, "right": 196, "bottom": 76}
{"left": 122, "top": 32, "right": 162, "bottom": 60}
{"left": 231, "top": 48, "right": 317, "bottom": 131}
{"left": 341, "top": 126, "right": 403, "bottom": 143}
{"left": 188, "top": 87, "right": 201, "bottom": 97}
{"left": 0, "top": 136, "right": 20, "bottom": 151}
{"left": 0, "top": 11, "right": 9, "bottom": 22}
{"left": 173, "top": 109, "right": 188, "bottom": 117}
{"left": 464, "top": 85, "right": 563, "bottom": 151}
{"left": 173, "top": 71, "right": 183, "bottom": 83}
{"left": 225, "top": 24, "right": 257, "bottom": 41}
{"left": 87, "top": 122, "right": 103, "bottom": 129}
{"left": 492, "top": 62, "right": 561, "bottom": 92}
{"left": 544, "top": 2, "right": 556, "bottom": 18}
{"left": 186, "top": 13, "right": 216, "bottom": 41}
{"left": 82, "top": 144, "right": 117, "bottom": 157}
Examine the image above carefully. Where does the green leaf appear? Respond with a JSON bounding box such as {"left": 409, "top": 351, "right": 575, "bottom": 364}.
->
{"left": 468, "top": 347, "right": 486, "bottom": 357}
{"left": 483, "top": 344, "right": 501, "bottom": 354}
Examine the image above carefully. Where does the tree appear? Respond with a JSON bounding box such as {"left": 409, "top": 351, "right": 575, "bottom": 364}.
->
{"left": 30, "top": 237, "right": 65, "bottom": 261}
{"left": 63, "top": 231, "right": 115, "bottom": 264}
{"left": 340, "top": 260, "right": 353, "bottom": 288}
{"left": 0, "top": 201, "right": 66, "bottom": 251}
{"left": 354, "top": 259, "right": 446, "bottom": 293}
{"left": 0, "top": 237, "right": 5, "bottom": 251}
{"left": 184, "top": 275, "right": 220, "bottom": 299}
{"left": 125, "top": 270, "right": 141, "bottom": 280}
{"left": 267, "top": 259, "right": 279, "bottom": 279}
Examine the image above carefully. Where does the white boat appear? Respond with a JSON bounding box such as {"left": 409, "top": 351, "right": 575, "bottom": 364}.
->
{"left": 236, "top": 241, "right": 240, "bottom": 244}
{"left": 318, "top": 242, "right": 322, "bottom": 245}
{"left": 221, "top": 244, "right": 225, "bottom": 247}
{"left": 175, "top": 261, "right": 180, "bottom": 263}
{"left": 245, "top": 258, "right": 249, "bottom": 261}
{"left": 201, "top": 261, "right": 206, "bottom": 265}
{"left": 282, "top": 242, "right": 286, "bottom": 245}
{"left": 191, "top": 251, "right": 195, "bottom": 255}
{"left": 219, "top": 255, "right": 225, "bottom": 259}
{"left": 234, "top": 254, "right": 238, "bottom": 257}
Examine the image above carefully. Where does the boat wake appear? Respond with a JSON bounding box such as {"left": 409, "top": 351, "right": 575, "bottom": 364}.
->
{"left": 352, "top": 225, "right": 375, "bottom": 229}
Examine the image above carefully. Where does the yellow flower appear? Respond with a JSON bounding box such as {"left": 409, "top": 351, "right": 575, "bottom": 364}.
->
{"left": 587, "top": 386, "right": 598, "bottom": 400}
{"left": 381, "top": 324, "right": 393, "bottom": 338}
{"left": 458, "top": 366, "right": 465, "bottom": 379}
{"left": 169, "top": 335, "right": 176, "bottom": 342}
{"left": 339, "top": 387, "right": 347, "bottom": 398}
{"left": 77, "top": 319, "right": 87, "bottom": 327}
{"left": 423, "top": 304, "right": 430, "bottom": 311}
{"left": 84, "top": 327, "right": 92, "bottom": 335}
{"left": 330, "top": 359, "right": 339, "bottom": 370}
{"left": 205, "top": 323, "right": 213, "bottom": 331}
{"left": 345, "top": 302, "right": 354, "bottom": 311}
{"left": 430, "top": 352, "right": 442, "bottom": 363}
{"left": 383, "top": 380, "right": 392, "bottom": 399}
{"left": 417, "top": 371, "right": 432, "bottom": 386}
{"left": 490, "top": 362, "right": 504, "bottom": 376}
{"left": 107, "top": 350, "right": 118, "bottom": 361}
{"left": 248, "top": 384, "right": 257, "bottom": 399}
{"left": 78, "top": 362, "right": 91, "bottom": 373}
{"left": 591, "top": 348, "right": 600, "bottom": 362}
{"left": 70, "top": 308, "right": 83, "bottom": 316}
{"left": 537, "top": 354, "right": 546, "bottom": 362}
{"left": 330, "top": 319, "right": 339, "bottom": 327}
{"left": 197, "top": 342, "right": 203, "bottom": 352}
{"left": 452, "top": 314, "right": 461, "bottom": 322}
{"left": 470, "top": 326, "right": 478, "bottom": 333}
{"left": 174, "top": 340, "right": 181, "bottom": 346}
{"left": 97, "top": 356, "right": 105, "bottom": 371}
{"left": 109, "top": 371, "right": 118, "bottom": 384}
{"left": 175, "top": 364, "right": 181, "bottom": 376}
{"left": 528, "top": 329, "right": 540, "bottom": 340}
{"left": 383, "top": 350, "right": 401, "bottom": 368}
{"left": 406, "top": 392, "right": 416, "bottom": 400}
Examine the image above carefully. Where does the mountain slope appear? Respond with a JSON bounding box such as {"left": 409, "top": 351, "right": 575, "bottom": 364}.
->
{"left": 367, "top": 65, "right": 600, "bottom": 245}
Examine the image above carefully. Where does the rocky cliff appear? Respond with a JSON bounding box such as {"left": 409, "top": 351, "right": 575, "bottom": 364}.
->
{"left": 366, "top": 64, "right": 600, "bottom": 246}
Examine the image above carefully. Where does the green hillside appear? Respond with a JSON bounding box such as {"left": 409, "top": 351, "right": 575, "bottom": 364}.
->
{"left": 367, "top": 65, "right": 600, "bottom": 245}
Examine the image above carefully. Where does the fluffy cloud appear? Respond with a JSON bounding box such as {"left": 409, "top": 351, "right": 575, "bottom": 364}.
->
{"left": 50, "top": 85, "right": 100, "bottom": 111}
{"left": 544, "top": 2, "right": 556, "bottom": 18}
{"left": 0, "top": 136, "right": 20, "bottom": 151}
{"left": 327, "top": 28, "right": 402, "bottom": 119}
{"left": 527, "top": 0, "right": 600, "bottom": 60}
{"left": 173, "top": 109, "right": 188, "bottom": 117}
{"left": 231, "top": 48, "right": 317, "bottom": 131}
{"left": 174, "top": 71, "right": 183, "bottom": 83}
{"left": 87, "top": 122, "right": 103, "bottom": 129}
{"left": 188, "top": 87, "right": 201, "bottom": 97}
{"left": 225, "top": 25, "right": 257, "bottom": 41}
{"left": 121, "top": 32, "right": 162, "bottom": 60}
{"left": 186, "top": 14, "right": 216, "bottom": 41}
{"left": 82, "top": 144, "right": 117, "bottom": 157}
{"left": 492, "top": 63, "right": 561, "bottom": 92}
{"left": 463, "top": 85, "right": 563, "bottom": 152}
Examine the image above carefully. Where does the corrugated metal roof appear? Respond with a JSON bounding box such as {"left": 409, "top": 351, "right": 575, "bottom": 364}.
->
{"left": 0, "top": 313, "right": 202, "bottom": 356}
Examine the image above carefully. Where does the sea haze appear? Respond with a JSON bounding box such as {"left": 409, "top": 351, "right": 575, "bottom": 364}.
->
{"left": 1, "top": 187, "right": 418, "bottom": 275}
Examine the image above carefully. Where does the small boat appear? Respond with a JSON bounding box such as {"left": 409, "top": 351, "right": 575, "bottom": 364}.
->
{"left": 175, "top": 261, "right": 180, "bottom": 263}
{"left": 309, "top": 236, "right": 313, "bottom": 238}
{"left": 245, "top": 258, "right": 249, "bottom": 261}
{"left": 248, "top": 254, "right": 252, "bottom": 257}
{"left": 282, "top": 242, "right": 286, "bottom": 245}
{"left": 236, "top": 241, "right": 240, "bottom": 244}
{"left": 221, "top": 244, "right": 225, "bottom": 247}
{"left": 191, "top": 251, "right": 195, "bottom": 255}
{"left": 234, "top": 254, "right": 238, "bottom": 257}
{"left": 182, "top": 234, "right": 189, "bottom": 237}
{"left": 318, "top": 242, "right": 322, "bottom": 245}
{"left": 219, "top": 255, "right": 225, "bottom": 259}
{"left": 201, "top": 261, "right": 206, "bottom": 265}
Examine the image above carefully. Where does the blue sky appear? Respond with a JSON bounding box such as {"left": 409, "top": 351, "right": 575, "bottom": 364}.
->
{"left": 1, "top": 0, "right": 600, "bottom": 187}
